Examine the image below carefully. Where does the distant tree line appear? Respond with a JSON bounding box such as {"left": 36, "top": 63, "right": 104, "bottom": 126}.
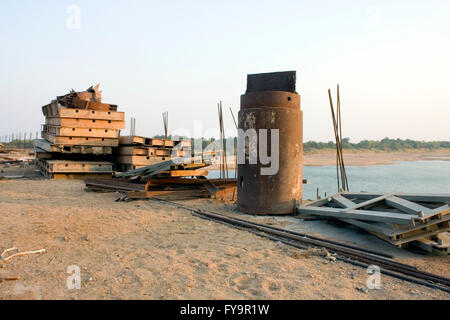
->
{"left": 154, "top": 136, "right": 450, "bottom": 152}
{"left": 4, "top": 135, "right": 447, "bottom": 152}
{"left": 303, "top": 138, "right": 450, "bottom": 152}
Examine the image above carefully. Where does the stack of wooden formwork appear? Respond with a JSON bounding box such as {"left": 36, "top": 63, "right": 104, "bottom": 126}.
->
{"left": 34, "top": 85, "right": 125, "bottom": 179}
{"left": 116, "top": 135, "right": 192, "bottom": 171}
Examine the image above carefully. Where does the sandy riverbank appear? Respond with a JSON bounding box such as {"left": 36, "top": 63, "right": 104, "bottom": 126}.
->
{"left": 303, "top": 148, "right": 450, "bottom": 166}
{"left": 205, "top": 149, "right": 450, "bottom": 169}
{"left": 0, "top": 179, "right": 448, "bottom": 300}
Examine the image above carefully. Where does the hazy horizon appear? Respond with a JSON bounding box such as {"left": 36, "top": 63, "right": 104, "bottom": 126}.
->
{"left": 1, "top": 1, "right": 449, "bottom": 142}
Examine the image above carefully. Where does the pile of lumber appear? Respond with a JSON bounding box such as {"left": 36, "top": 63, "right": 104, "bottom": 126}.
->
{"left": 298, "top": 192, "right": 450, "bottom": 253}
{"left": 85, "top": 154, "right": 237, "bottom": 201}
{"left": 116, "top": 135, "right": 192, "bottom": 171}
{"left": 34, "top": 84, "right": 124, "bottom": 179}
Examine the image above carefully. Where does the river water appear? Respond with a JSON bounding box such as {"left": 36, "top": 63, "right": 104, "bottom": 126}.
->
{"left": 208, "top": 160, "right": 450, "bottom": 200}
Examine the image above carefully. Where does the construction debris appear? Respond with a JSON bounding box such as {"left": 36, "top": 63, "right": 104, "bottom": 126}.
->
{"left": 85, "top": 153, "right": 237, "bottom": 201}
{"left": 34, "top": 84, "right": 124, "bottom": 179}
{"left": 117, "top": 135, "right": 192, "bottom": 171}
{"left": 1, "top": 247, "right": 46, "bottom": 263}
{"left": 0, "top": 276, "right": 20, "bottom": 283}
{"left": 297, "top": 192, "right": 450, "bottom": 249}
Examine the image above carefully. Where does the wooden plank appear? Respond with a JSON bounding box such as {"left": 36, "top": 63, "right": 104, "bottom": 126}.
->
{"left": 42, "top": 132, "right": 119, "bottom": 146}
{"left": 212, "top": 185, "right": 238, "bottom": 201}
{"left": 52, "top": 173, "right": 112, "bottom": 180}
{"left": 118, "top": 155, "right": 167, "bottom": 166}
{"left": 154, "top": 148, "right": 185, "bottom": 157}
{"left": 147, "top": 178, "right": 236, "bottom": 186}
{"left": 126, "top": 189, "right": 210, "bottom": 200}
{"left": 45, "top": 117, "right": 125, "bottom": 129}
{"left": 174, "top": 140, "right": 192, "bottom": 148}
{"left": 297, "top": 206, "right": 417, "bottom": 225}
{"left": 119, "top": 136, "right": 175, "bottom": 147}
{"left": 119, "top": 136, "right": 146, "bottom": 145}
{"left": 43, "top": 125, "right": 119, "bottom": 138}
{"left": 158, "top": 170, "right": 209, "bottom": 177}
{"left": 173, "top": 162, "right": 207, "bottom": 170}
{"left": 44, "top": 160, "right": 113, "bottom": 173}
{"left": 42, "top": 102, "right": 125, "bottom": 120}
{"left": 118, "top": 146, "right": 154, "bottom": 156}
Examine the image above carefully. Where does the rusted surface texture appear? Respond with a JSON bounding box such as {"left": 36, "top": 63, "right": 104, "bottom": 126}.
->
{"left": 237, "top": 72, "right": 303, "bottom": 215}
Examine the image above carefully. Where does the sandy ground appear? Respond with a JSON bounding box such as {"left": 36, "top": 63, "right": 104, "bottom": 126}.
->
{"left": 303, "top": 149, "right": 450, "bottom": 166}
{"left": 0, "top": 177, "right": 449, "bottom": 300}
{"left": 206, "top": 149, "right": 450, "bottom": 169}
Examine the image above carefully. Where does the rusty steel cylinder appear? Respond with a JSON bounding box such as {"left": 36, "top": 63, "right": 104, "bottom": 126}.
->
{"left": 237, "top": 71, "right": 303, "bottom": 215}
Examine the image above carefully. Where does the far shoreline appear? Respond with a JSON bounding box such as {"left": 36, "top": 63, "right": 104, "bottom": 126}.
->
{"left": 205, "top": 148, "right": 450, "bottom": 169}
{"left": 303, "top": 148, "right": 450, "bottom": 167}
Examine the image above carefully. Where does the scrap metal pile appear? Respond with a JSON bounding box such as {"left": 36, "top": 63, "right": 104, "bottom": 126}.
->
{"left": 34, "top": 84, "right": 124, "bottom": 179}
{"left": 85, "top": 155, "right": 237, "bottom": 201}
{"left": 298, "top": 192, "right": 450, "bottom": 253}
{"left": 116, "top": 135, "right": 192, "bottom": 172}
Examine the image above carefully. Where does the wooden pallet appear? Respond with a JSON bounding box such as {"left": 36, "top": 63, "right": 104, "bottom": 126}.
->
{"left": 157, "top": 169, "right": 209, "bottom": 177}
{"left": 47, "top": 172, "right": 113, "bottom": 180}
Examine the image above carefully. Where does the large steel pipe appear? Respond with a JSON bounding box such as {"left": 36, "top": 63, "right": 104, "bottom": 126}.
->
{"left": 237, "top": 71, "right": 303, "bottom": 215}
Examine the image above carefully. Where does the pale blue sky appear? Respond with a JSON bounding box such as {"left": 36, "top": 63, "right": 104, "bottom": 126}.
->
{"left": 1, "top": 0, "right": 449, "bottom": 142}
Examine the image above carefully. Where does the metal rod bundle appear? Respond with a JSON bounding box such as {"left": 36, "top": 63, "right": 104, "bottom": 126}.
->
{"left": 328, "top": 85, "right": 349, "bottom": 191}
{"left": 162, "top": 112, "right": 169, "bottom": 142}
{"left": 217, "top": 101, "right": 228, "bottom": 179}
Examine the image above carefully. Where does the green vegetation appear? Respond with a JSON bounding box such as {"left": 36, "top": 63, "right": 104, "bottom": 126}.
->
{"left": 154, "top": 135, "right": 449, "bottom": 153}
{"left": 303, "top": 138, "right": 450, "bottom": 152}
